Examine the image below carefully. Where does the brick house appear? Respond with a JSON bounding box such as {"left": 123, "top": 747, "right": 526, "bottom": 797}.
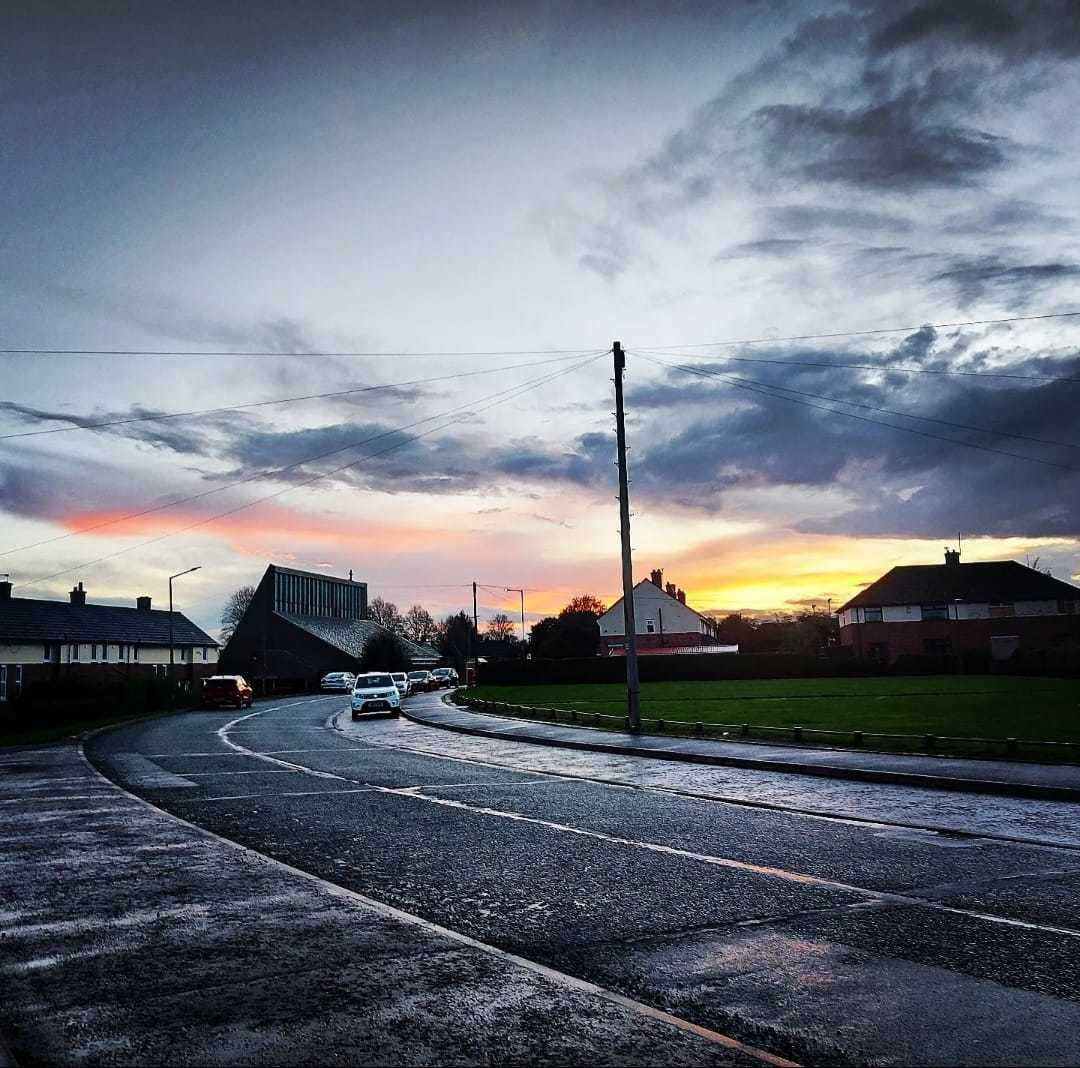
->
{"left": 0, "top": 579, "right": 219, "bottom": 705}
{"left": 837, "top": 549, "right": 1080, "bottom": 666}
{"left": 218, "top": 564, "right": 439, "bottom": 691}
{"left": 598, "top": 569, "right": 730, "bottom": 656}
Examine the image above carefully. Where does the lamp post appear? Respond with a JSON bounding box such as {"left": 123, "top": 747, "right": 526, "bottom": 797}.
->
{"left": 169, "top": 566, "right": 201, "bottom": 703}
{"left": 505, "top": 587, "right": 526, "bottom": 653}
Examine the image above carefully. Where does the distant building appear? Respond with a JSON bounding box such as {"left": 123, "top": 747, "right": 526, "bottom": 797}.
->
{"left": 219, "top": 564, "right": 439, "bottom": 690}
{"left": 0, "top": 579, "right": 219, "bottom": 704}
{"left": 598, "top": 569, "right": 732, "bottom": 656}
{"left": 837, "top": 549, "right": 1080, "bottom": 665}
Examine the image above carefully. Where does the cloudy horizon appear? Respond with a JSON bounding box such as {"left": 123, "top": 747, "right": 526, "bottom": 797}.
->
{"left": 3, "top": 0, "right": 1079, "bottom": 638}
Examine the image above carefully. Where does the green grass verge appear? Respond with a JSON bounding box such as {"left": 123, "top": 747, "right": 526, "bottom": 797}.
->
{"left": 468, "top": 676, "right": 1080, "bottom": 761}
{"left": 0, "top": 706, "right": 192, "bottom": 748}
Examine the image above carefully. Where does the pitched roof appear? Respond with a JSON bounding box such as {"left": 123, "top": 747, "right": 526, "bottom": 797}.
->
{"left": 0, "top": 597, "right": 218, "bottom": 646}
{"left": 599, "top": 579, "right": 713, "bottom": 625}
{"left": 277, "top": 613, "right": 440, "bottom": 664}
{"left": 840, "top": 561, "right": 1080, "bottom": 611}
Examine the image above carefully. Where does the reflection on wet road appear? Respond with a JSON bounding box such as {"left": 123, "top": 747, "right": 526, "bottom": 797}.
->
{"left": 88, "top": 693, "right": 1080, "bottom": 1067}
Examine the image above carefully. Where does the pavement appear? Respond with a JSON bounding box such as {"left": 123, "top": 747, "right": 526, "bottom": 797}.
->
{"left": 4, "top": 692, "right": 1080, "bottom": 1066}
{"left": 405, "top": 698, "right": 1080, "bottom": 801}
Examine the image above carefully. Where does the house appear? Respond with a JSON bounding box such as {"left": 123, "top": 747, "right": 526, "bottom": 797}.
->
{"left": 218, "top": 564, "right": 440, "bottom": 691}
{"left": 598, "top": 569, "right": 732, "bottom": 656}
{"left": 0, "top": 578, "right": 219, "bottom": 704}
{"left": 837, "top": 548, "right": 1080, "bottom": 665}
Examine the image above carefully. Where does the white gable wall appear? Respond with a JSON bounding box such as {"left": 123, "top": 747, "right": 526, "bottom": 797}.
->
{"left": 598, "top": 581, "right": 708, "bottom": 637}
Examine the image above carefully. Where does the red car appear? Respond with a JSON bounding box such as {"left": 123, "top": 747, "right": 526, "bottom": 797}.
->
{"left": 201, "top": 675, "right": 254, "bottom": 709}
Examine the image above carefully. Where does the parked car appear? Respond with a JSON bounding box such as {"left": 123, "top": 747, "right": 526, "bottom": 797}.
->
{"left": 430, "top": 667, "right": 458, "bottom": 688}
{"left": 320, "top": 671, "right": 356, "bottom": 692}
{"left": 390, "top": 672, "right": 410, "bottom": 698}
{"left": 202, "top": 675, "right": 254, "bottom": 709}
{"left": 351, "top": 673, "right": 401, "bottom": 717}
{"left": 406, "top": 670, "right": 436, "bottom": 693}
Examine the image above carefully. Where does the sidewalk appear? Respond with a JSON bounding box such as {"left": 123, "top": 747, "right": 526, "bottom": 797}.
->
{"left": 405, "top": 700, "right": 1080, "bottom": 802}
{"left": 0, "top": 739, "right": 763, "bottom": 1066}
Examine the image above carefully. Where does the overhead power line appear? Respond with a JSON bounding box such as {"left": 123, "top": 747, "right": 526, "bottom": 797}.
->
{"left": 634, "top": 310, "right": 1080, "bottom": 350}
{"left": 0, "top": 345, "right": 599, "bottom": 359}
{"left": 635, "top": 353, "right": 1080, "bottom": 451}
{"left": 13, "top": 353, "right": 606, "bottom": 590}
{"left": 633, "top": 346, "right": 1080, "bottom": 384}
{"left": 2, "top": 351, "right": 608, "bottom": 561}
{"left": 637, "top": 353, "right": 1080, "bottom": 475}
{"left": 0, "top": 350, "right": 599, "bottom": 441}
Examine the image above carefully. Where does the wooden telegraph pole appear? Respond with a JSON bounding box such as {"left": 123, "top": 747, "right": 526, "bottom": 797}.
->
{"left": 612, "top": 342, "right": 641, "bottom": 732}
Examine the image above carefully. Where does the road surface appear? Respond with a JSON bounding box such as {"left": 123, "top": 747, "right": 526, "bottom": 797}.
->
{"left": 84, "top": 691, "right": 1080, "bottom": 1066}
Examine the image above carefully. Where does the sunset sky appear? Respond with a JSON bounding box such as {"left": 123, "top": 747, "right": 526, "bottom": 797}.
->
{"left": 2, "top": 1, "right": 1079, "bottom": 638}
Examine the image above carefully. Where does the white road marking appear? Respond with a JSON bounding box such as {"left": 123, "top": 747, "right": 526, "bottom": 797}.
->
{"left": 80, "top": 734, "right": 797, "bottom": 1068}
{"left": 216, "top": 705, "right": 1080, "bottom": 942}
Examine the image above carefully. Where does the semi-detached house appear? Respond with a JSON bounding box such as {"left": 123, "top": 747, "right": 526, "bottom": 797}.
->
{"left": 837, "top": 549, "right": 1080, "bottom": 665}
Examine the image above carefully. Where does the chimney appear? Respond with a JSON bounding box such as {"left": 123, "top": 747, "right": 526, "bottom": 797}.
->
{"left": 665, "top": 582, "right": 677, "bottom": 598}
{"left": 677, "top": 588, "right": 686, "bottom": 605}
{"left": 944, "top": 548, "right": 961, "bottom": 567}
{"left": 0, "top": 578, "right": 11, "bottom": 601}
{"left": 650, "top": 568, "right": 663, "bottom": 587}
{"left": 70, "top": 581, "right": 86, "bottom": 606}
{"left": 136, "top": 596, "right": 152, "bottom": 612}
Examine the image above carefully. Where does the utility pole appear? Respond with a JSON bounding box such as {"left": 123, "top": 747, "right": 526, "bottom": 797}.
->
{"left": 613, "top": 342, "right": 641, "bottom": 732}
{"left": 168, "top": 566, "right": 201, "bottom": 707}
{"left": 470, "top": 580, "right": 479, "bottom": 686}
{"left": 506, "top": 587, "right": 526, "bottom": 652}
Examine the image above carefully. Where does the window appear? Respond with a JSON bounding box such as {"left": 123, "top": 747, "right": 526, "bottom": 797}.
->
{"left": 920, "top": 604, "right": 948, "bottom": 620}
{"left": 14, "top": 666, "right": 21, "bottom": 698}
{"left": 0, "top": 666, "right": 5, "bottom": 702}
{"left": 989, "top": 602, "right": 1015, "bottom": 618}
{"left": 91, "top": 644, "right": 99, "bottom": 661}
{"left": 867, "top": 642, "right": 888, "bottom": 663}
{"left": 71, "top": 643, "right": 80, "bottom": 661}
{"left": 923, "top": 637, "right": 952, "bottom": 656}
{"left": 43, "top": 643, "right": 54, "bottom": 662}
{"left": 863, "top": 607, "right": 883, "bottom": 622}
{"left": 118, "top": 644, "right": 127, "bottom": 661}
{"left": 645, "top": 619, "right": 656, "bottom": 634}
{"left": 200, "top": 647, "right": 208, "bottom": 661}
{"left": 133, "top": 646, "right": 139, "bottom": 661}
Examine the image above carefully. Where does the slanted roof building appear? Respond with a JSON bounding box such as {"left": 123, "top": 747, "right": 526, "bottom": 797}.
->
{"left": 219, "top": 564, "right": 438, "bottom": 690}
{"left": 838, "top": 549, "right": 1080, "bottom": 665}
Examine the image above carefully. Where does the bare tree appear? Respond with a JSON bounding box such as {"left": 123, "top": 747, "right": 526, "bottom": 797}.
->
{"left": 401, "top": 604, "right": 435, "bottom": 644}
{"left": 220, "top": 584, "right": 257, "bottom": 645}
{"left": 486, "top": 612, "right": 515, "bottom": 640}
{"left": 368, "top": 595, "right": 403, "bottom": 633}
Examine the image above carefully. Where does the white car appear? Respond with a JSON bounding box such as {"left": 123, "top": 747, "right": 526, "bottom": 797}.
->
{"left": 390, "top": 672, "right": 410, "bottom": 698}
{"left": 321, "top": 672, "right": 356, "bottom": 692}
{"left": 351, "top": 673, "right": 401, "bottom": 717}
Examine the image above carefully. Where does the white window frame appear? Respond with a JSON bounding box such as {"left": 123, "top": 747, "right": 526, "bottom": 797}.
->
{"left": 71, "top": 643, "right": 80, "bottom": 661}
{"left": 645, "top": 619, "right": 656, "bottom": 634}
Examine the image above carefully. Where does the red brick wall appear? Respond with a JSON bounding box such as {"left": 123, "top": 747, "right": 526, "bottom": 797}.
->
{"left": 601, "top": 631, "right": 705, "bottom": 655}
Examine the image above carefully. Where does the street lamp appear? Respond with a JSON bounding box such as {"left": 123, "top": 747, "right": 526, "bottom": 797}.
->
{"left": 505, "top": 587, "right": 526, "bottom": 651}
{"left": 169, "top": 566, "right": 201, "bottom": 702}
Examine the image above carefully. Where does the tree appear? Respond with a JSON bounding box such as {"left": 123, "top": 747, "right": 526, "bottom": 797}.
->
{"left": 401, "top": 604, "right": 436, "bottom": 645}
{"left": 486, "top": 613, "right": 515, "bottom": 641}
{"left": 220, "top": 584, "right": 256, "bottom": 645}
{"left": 561, "top": 594, "right": 605, "bottom": 618}
{"left": 436, "top": 611, "right": 476, "bottom": 674}
{"left": 529, "top": 612, "right": 600, "bottom": 659}
{"left": 368, "top": 596, "right": 402, "bottom": 633}
{"left": 359, "top": 628, "right": 411, "bottom": 672}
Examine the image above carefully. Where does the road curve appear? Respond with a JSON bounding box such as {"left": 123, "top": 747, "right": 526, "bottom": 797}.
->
{"left": 84, "top": 692, "right": 1080, "bottom": 1067}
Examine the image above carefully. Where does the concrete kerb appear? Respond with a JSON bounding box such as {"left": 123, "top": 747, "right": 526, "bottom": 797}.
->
{"left": 407, "top": 698, "right": 1080, "bottom": 804}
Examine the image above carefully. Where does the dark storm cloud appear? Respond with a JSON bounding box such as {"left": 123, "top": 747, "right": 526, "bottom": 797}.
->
{"left": 871, "top": 0, "right": 1080, "bottom": 59}
{"left": 929, "top": 257, "right": 1080, "bottom": 308}
{"left": 749, "top": 90, "right": 1008, "bottom": 189}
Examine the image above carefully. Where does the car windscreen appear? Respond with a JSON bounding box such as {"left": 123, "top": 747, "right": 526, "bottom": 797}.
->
{"left": 407, "top": 672, "right": 426, "bottom": 679}
{"left": 359, "top": 674, "right": 393, "bottom": 687}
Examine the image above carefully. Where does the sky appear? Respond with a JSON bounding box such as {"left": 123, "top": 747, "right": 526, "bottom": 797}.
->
{"left": 2, "top": 0, "right": 1079, "bottom": 638}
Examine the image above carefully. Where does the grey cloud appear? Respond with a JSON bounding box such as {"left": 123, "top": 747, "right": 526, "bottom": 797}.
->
{"left": 929, "top": 257, "right": 1080, "bottom": 308}
{"left": 749, "top": 90, "right": 1008, "bottom": 189}
{"left": 943, "top": 198, "right": 1075, "bottom": 235}
{"left": 768, "top": 204, "right": 914, "bottom": 233}
{"left": 872, "top": 0, "right": 1080, "bottom": 59}
{"left": 714, "top": 238, "right": 806, "bottom": 261}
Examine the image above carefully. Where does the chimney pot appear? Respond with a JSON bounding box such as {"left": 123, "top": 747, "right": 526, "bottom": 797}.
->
{"left": 0, "top": 579, "right": 11, "bottom": 601}
{"left": 944, "top": 548, "right": 961, "bottom": 567}
{"left": 137, "top": 596, "right": 152, "bottom": 611}
{"left": 677, "top": 588, "right": 686, "bottom": 604}
{"left": 69, "top": 583, "right": 87, "bottom": 606}
{"left": 665, "top": 582, "right": 676, "bottom": 597}
{"left": 650, "top": 568, "right": 663, "bottom": 587}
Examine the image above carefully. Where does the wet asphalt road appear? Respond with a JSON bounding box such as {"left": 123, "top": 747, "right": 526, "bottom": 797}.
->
{"left": 87, "top": 692, "right": 1080, "bottom": 1067}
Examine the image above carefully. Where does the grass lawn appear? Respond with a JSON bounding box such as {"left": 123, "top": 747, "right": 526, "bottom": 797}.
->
{"left": 0, "top": 707, "right": 186, "bottom": 749}
{"left": 469, "top": 676, "right": 1080, "bottom": 759}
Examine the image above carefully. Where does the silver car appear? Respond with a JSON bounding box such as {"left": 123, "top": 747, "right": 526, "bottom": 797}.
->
{"left": 320, "top": 671, "right": 356, "bottom": 692}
